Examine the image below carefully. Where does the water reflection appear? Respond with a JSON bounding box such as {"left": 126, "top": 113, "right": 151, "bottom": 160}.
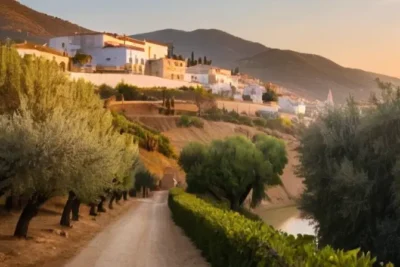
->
{"left": 255, "top": 205, "right": 315, "bottom": 236}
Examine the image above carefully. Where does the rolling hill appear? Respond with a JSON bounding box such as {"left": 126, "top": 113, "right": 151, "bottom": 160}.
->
{"left": 132, "top": 29, "right": 400, "bottom": 102}
{"left": 0, "top": 0, "right": 92, "bottom": 42}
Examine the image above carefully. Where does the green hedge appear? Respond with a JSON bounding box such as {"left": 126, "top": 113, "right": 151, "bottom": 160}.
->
{"left": 168, "top": 188, "right": 391, "bottom": 267}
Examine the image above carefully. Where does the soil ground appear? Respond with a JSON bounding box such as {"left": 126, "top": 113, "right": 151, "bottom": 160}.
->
{"left": 0, "top": 196, "right": 139, "bottom": 267}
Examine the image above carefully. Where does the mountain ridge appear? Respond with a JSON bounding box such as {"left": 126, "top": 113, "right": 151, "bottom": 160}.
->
{"left": 132, "top": 29, "right": 400, "bottom": 102}
{"left": 0, "top": 0, "right": 92, "bottom": 42}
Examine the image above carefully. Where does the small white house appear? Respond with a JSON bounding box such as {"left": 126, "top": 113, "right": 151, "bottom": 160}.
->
{"left": 278, "top": 96, "right": 306, "bottom": 115}
{"left": 243, "top": 84, "right": 266, "bottom": 103}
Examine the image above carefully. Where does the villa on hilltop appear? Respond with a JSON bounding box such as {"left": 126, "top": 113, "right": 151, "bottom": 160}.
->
{"left": 49, "top": 32, "right": 187, "bottom": 78}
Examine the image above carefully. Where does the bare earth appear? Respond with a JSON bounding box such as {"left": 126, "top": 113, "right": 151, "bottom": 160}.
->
{"left": 64, "top": 191, "right": 209, "bottom": 267}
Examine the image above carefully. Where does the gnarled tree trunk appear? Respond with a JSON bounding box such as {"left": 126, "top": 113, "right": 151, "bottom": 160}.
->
{"left": 14, "top": 194, "right": 48, "bottom": 238}
{"left": 142, "top": 187, "right": 146, "bottom": 198}
{"left": 71, "top": 198, "right": 80, "bottom": 221}
{"left": 89, "top": 203, "right": 97, "bottom": 216}
{"left": 60, "top": 191, "right": 76, "bottom": 227}
{"left": 97, "top": 196, "right": 106, "bottom": 213}
{"left": 109, "top": 192, "right": 116, "bottom": 209}
{"left": 123, "top": 191, "right": 128, "bottom": 201}
{"left": 5, "top": 195, "right": 13, "bottom": 212}
{"left": 116, "top": 191, "right": 122, "bottom": 204}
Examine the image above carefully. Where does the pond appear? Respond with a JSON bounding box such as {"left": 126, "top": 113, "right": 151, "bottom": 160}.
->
{"left": 256, "top": 205, "right": 315, "bottom": 236}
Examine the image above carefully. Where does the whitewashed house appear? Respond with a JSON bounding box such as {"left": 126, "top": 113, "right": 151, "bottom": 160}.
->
{"left": 242, "top": 84, "right": 266, "bottom": 103}
{"left": 278, "top": 96, "right": 306, "bottom": 115}
{"left": 49, "top": 33, "right": 167, "bottom": 74}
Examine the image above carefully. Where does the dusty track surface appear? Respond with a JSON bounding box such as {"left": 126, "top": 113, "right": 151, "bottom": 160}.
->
{"left": 64, "top": 191, "right": 209, "bottom": 267}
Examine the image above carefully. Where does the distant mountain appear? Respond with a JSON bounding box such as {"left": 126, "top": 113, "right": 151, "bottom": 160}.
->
{"left": 0, "top": 0, "right": 92, "bottom": 43}
{"left": 132, "top": 29, "right": 267, "bottom": 68}
{"left": 132, "top": 29, "right": 400, "bottom": 102}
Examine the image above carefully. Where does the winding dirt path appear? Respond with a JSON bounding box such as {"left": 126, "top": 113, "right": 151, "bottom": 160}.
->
{"left": 64, "top": 191, "right": 209, "bottom": 267}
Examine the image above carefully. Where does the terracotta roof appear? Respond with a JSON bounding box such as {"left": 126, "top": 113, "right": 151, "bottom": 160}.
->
{"left": 14, "top": 43, "right": 68, "bottom": 57}
{"left": 144, "top": 39, "right": 169, "bottom": 47}
{"left": 103, "top": 42, "right": 145, "bottom": 52}
{"left": 116, "top": 35, "right": 145, "bottom": 45}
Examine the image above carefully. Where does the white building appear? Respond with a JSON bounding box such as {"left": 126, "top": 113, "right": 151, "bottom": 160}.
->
{"left": 185, "top": 64, "right": 239, "bottom": 96}
{"left": 243, "top": 84, "right": 266, "bottom": 103}
{"left": 49, "top": 33, "right": 168, "bottom": 74}
{"left": 278, "top": 96, "right": 306, "bottom": 115}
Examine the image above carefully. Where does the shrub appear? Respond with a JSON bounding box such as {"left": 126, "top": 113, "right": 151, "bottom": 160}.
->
{"left": 242, "top": 95, "right": 252, "bottom": 101}
{"left": 253, "top": 117, "right": 267, "bottom": 127}
{"left": 98, "top": 84, "right": 117, "bottom": 99}
{"left": 168, "top": 189, "right": 389, "bottom": 267}
{"left": 177, "top": 115, "right": 204, "bottom": 128}
{"left": 112, "top": 112, "right": 176, "bottom": 158}
{"left": 238, "top": 115, "right": 253, "bottom": 126}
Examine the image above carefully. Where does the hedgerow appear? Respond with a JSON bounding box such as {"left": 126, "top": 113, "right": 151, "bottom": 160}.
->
{"left": 168, "top": 188, "right": 392, "bottom": 267}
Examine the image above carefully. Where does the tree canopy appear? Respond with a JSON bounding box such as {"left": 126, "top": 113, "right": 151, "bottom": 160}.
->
{"left": 0, "top": 44, "right": 139, "bottom": 236}
{"left": 179, "top": 135, "right": 287, "bottom": 210}
{"left": 298, "top": 81, "right": 400, "bottom": 265}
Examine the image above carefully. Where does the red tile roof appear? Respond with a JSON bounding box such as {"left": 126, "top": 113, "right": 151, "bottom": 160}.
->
{"left": 103, "top": 42, "right": 145, "bottom": 52}
{"left": 14, "top": 42, "right": 68, "bottom": 57}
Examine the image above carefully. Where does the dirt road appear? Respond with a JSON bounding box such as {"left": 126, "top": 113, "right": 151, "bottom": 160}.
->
{"left": 64, "top": 191, "right": 209, "bottom": 267}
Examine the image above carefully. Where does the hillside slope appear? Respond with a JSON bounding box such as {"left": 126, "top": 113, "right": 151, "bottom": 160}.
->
{"left": 132, "top": 29, "right": 400, "bottom": 103}
{"left": 0, "top": 0, "right": 92, "bottom": 42}
{"left": 239, "top": 49, "right": 400, "bottom": 102}
{"left": 135, "top": 116, "right": 302, "bottom": 207}
{"left": 132, "top": 29, "right": 267, "bottom": 68}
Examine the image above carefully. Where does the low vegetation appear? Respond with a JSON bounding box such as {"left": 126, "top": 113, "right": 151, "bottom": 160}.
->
{"left": 169, "top": 188, "right": 389, "bottom": 267}
{"left": 298, "top": 80, "right": 400, "bottom": 265}
{"left": 112, "top": 112, "right": 176, "bottom": 158}
{"left": 177, "top": 115, "right": 204, "bottom": 128}
{"left": 202, "top": 107, "right": 294, "bottom": 134}
{"left": 179, "top": 135, "right": 287, "bottom": 210}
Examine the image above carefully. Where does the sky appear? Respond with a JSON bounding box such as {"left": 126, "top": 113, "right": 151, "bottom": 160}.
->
{"left": 20, "top": 0, "right": 400, "bottom": 78}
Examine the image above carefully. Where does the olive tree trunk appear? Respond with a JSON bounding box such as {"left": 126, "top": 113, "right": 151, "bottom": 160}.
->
{"left": 71, "top": 198, "right": 81, "bottom": 221}
{"left": 109, "top": 192, "right": 116, "bottom": 209}
{"left": 14, "top": 194, "right": 48, "bottom": 238}
{"left": 97, "top": 196, "right": 106, "bottom": 213}
{"left": 116, "top": 191, "right": 122, "bottom": 204}
{"left": 123, "top": 191, "right": 128, "bottom": 201}
{"left": 60, "top": 191, "right": 76, "bottom": 227}
{"left": 5, "top": 195, "right": 13, "bottom": 212}
{"left": 89, "top": 203, "right": 97, "bottom": 216}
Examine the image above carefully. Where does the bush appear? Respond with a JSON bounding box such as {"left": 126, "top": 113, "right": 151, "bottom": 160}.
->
{"left": 253, "top": 117, "right": 267, "bottom": 127}
{"left": 238, "top": 115, "right": 253, "bottom": 126}
{"left": 168, "top": 189, "right": 389, "bottom": 267}
{"left": 112, "top": 112, "right": 176, "bottom": 158}
{"left": 177, "top": 115, "right": 204, "bottom": 128}
{"left": 98, "top": 84, "right": 117, "bottom": 99}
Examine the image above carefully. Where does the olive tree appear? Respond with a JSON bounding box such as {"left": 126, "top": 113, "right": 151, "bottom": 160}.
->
{"left": 298, "top": 81, "right": 400, "bottom": 265}
{"left": 0, "top": 45, "right": 140, "bottom": 235}
{"left": 180, "top": 135, "right": 287, "bottom": 210}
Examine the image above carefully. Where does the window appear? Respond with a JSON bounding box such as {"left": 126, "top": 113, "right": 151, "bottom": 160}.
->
{"left": 180, "top": 63, "right": 183, "bottom": 67}
{"left": 174, "top": 62, "right": 179, "bottom": 67}
{"left": 153, "top": 54, "right": 156, "bottom": 59}
{"left": 141, "top": 58, "right": 144, "bottom": 65}
{"left": 135, "top": 56, "right": 138, "bottom": 64}
{"left": 176, "top": 75, "right": 180, "bottom": 79}
{"left": 129, "top": 57, "right": 133, "bottom": 64}
{"left": 171, "top": 74, "right": 175, "bottom": 79}
{"left": 106, "top": 58, "right": 111, "bottom": 61}
{"left": 62, "top": 42, "right": 65, "bottom": 48}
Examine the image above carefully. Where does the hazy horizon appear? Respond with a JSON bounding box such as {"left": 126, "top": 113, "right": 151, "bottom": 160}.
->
{"left": 20, "top": 0, "right": 400, "bottom": 78}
